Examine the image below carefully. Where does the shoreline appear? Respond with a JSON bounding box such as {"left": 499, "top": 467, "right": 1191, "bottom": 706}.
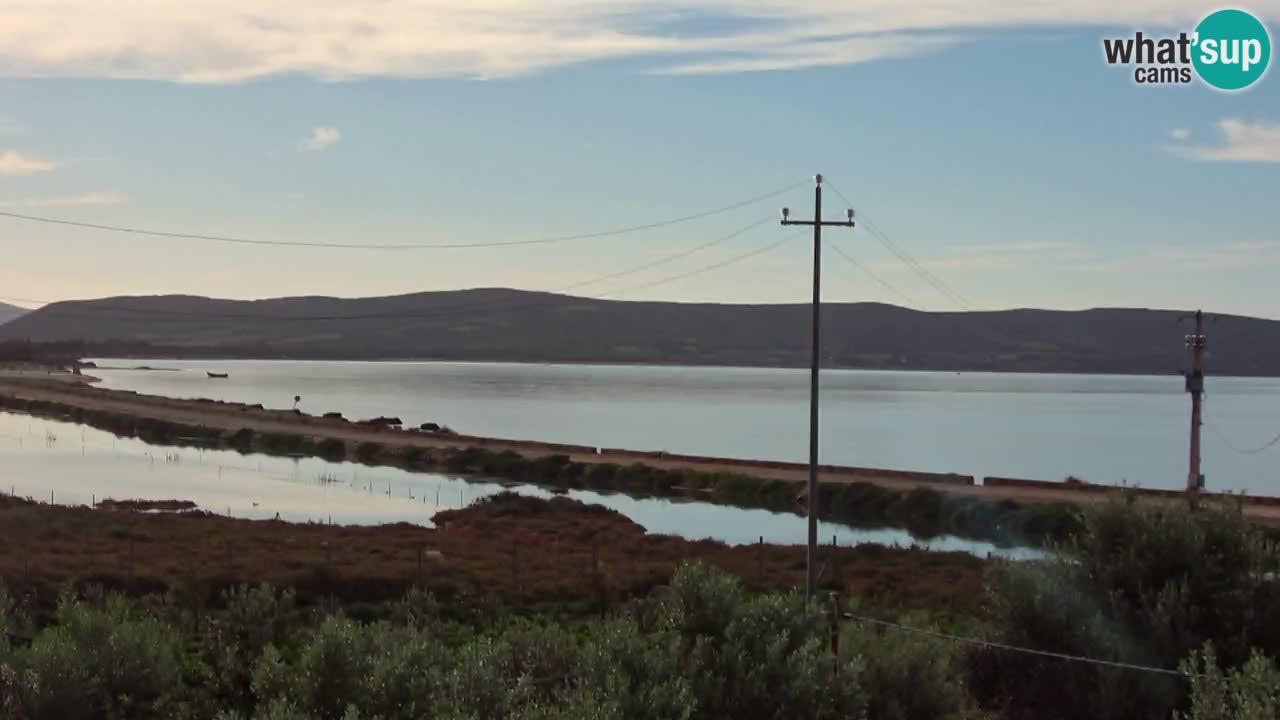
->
{"left": 2, "top": 375, "right": 1278, "bottom": 544}
{"left": 84, "top": 354, "right": 1280, "bottom": 379}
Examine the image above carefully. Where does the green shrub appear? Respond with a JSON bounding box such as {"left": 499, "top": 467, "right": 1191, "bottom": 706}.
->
{"left": 6, "top": 593, "right": 184, "bottom": 720}
{"left": 441, "top": 624, "right": 578, "bottom": 718}
{"left": 354, "top": 442, "right": 384, "bottom": 463}
{"left": 574, "top": 618, "right": 692, "bottom": 720}
{"left": 842, "top": 613, "right": 982, "bottom": 720}
{"left": 977, "top": 497, "right": 1280, "bottom": 720}
{"left": 288, "top": 616, "right": 371, "bottom": 719}
{"left": 659, "top": 564, "right": 865, "bottom": 720}
{"left": 257, "top": 433, "right": 308, "bottom": 455}
{"left": 361, "top": 624, "right": 449, "bottom": 720}
{"left": 1179, "top": 644, "right": 1280, "bottom": 720}
{"left": 316, "top": 438, "right": 347, "bottom": 461}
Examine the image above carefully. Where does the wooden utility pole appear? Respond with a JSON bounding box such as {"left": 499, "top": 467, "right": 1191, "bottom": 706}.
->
{"left": 1182, "top": 309, "right": 1207, "bottom": 504}
{"left": 781, "top": 174, "right": 855, "bottom": 600}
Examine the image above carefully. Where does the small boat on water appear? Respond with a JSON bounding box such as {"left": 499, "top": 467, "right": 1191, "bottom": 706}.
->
{"left": 207, "top": 372, "right": 229, "bottom": 379}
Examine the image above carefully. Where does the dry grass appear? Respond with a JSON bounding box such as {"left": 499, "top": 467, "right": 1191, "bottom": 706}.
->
{"left": 0, "top": 493, "right": 985, "bottom": 617}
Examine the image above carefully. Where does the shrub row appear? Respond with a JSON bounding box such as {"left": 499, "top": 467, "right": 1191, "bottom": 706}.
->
{"left": 0, "top": 395, "right": 1078, "bottom": 547}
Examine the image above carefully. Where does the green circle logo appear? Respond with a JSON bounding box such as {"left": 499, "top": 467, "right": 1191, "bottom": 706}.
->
{"left": 1192, "top": 9, "right": 1271, "bottom": 90}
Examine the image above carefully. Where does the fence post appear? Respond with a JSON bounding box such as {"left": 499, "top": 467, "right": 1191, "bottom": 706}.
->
{"left": 828, "top": 592, "right": 841, "bottom": 678}
{"left": 831, "top": 535, "right": 839, "bottom": 589}
{"left": 512, "top": 541, "right": 520, "bottom": 595}
{"left": 757, "top": 535, "right": 764, "bottom": 583}
{"left": 592, "top": 538, "right": 604, "bottom": 616}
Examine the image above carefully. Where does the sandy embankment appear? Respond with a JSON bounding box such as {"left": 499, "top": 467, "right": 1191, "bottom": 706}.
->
{"left": 0, "top": 366, "right": 101, "bottom": 384}
{"left": 1, "top": 374, "right": 1278, "bottom": 525}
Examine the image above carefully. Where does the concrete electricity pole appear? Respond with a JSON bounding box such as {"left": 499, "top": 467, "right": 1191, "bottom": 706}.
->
{"left": 1182, "top": 309, "right": 1207, "bottom": 505}
{"left": 781, "top": 174, "right": 855, "bottom": 600}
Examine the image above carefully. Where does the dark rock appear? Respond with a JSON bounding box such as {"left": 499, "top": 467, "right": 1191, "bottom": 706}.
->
{"left": 323, "top": 411, "right": 345, "bottom": 420}
{"left": 420, "top": 422, "right": 441, "bottom": 432}
{"left": 362, "top": 416, "right": 403, "bottom": 427}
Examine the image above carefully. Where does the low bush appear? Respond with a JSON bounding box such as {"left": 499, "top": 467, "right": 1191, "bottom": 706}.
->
{"left": 975, "top": 497, "right": 1280, "bottom": 720}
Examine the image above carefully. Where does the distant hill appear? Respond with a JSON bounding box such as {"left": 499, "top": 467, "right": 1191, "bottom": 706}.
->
{"left": 0, "top": 302, "right": 28, "bottom": 326}
{"left": 1, "top": 288, "right": 1278, "bottom": 375}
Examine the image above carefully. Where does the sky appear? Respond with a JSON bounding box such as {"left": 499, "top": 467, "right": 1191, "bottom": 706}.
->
{"left": 0, "top": 1, "right": 1278, "bottom": 317}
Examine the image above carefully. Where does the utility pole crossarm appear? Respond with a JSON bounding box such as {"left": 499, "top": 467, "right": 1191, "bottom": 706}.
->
{"left": 781, "top": 219, "right": 855, "bottom": 227}
{"left": 781, "top": 173, "right": 856, "bottom": 601}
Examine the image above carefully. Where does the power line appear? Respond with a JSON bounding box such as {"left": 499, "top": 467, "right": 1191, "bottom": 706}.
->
{"left": 862, "top": 218, "right": 973, "bottom": 311}
{"left": 0, "top": 180, "right": 806, "bottom": 251}
{"left": 828, "top": 243, "right": 922, "bottom": 310}
{"left": 0, "top": 220, "right": 784, "bottom": 324}
{"left": 607, "top": 231, "right": 801, "bottom": 296}
{"left": 559, "top": 216, "right": 773, "bottom": 292}
{"left": 1207, "top": 421, "right": 1280, "bottom": 455}
{"left": 846, "top": 613, "right": 1196, "bottom": 679}
{"left": 825, "top": 181, "right": 974, "bottom": 311}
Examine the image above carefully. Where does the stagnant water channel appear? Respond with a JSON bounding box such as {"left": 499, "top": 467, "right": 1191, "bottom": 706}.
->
{"left": 0, "top": 410, "right": 1038, "bottom": 558}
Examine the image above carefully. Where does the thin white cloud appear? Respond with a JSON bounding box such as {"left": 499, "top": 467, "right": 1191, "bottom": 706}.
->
{"left": 1077, "top": 242, "right": 1280, "bottom": 273}
{"left": 0, "top": 191, "right": 127, "bottom": 208}
{"left": 962, "top": 241, "right": 1076, "bottom": 253}
{"left": 659, "top": 34, "right": 960, "bottom": 75}
{"left": 1172, "top": 118, "right": 1280, "bottom": 164}
{"left": 1169, "top": 127, "right": 1190, "bottom": 141}
{"left": 299, "top": 127, "right": 341, "bottom": 152}
{"left": 0, "top": 149, "right": 55, "bottom": 175}
{"left": 1, "top": 1, "right": 1276, "bottom": 81}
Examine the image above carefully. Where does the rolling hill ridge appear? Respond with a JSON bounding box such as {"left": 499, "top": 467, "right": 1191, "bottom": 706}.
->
{"left": 2, "top": 289, "right": 1278, "bottom": 375}
{"left": 0, "top": 302, "right": 29, "bottom": 326}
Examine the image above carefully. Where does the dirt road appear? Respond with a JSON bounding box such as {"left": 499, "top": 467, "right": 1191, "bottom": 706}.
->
{"left": 2, "top": 375, "right": 1277, "bottom": 523}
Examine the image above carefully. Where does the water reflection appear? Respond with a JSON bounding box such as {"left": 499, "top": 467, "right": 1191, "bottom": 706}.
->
{"left": 0, "top": 410, "right": 1035, "bottom": 559}
{"left": 88, "top": 359, "right": 1280, "bottom": 493}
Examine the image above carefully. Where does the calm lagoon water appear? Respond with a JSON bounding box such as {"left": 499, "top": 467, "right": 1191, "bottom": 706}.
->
{"left": 90, "top": 359, "right": 1280, "bottom": 494}
{"left": 0, "top": 411, "right": 1029, "bottom": 558}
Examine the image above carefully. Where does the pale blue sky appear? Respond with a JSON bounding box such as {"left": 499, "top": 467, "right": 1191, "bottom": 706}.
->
{"left": 0, "top": 2, "right": 1278, "bottom": 317}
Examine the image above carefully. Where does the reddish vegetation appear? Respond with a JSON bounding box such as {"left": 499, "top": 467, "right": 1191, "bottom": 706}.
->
{"left": 0, "top": 493, "right": 985, "bottom": 616}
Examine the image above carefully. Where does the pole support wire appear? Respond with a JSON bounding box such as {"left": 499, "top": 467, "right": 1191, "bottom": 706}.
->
{"left": 0, "top": 180, "right": 806, "bottom": 250}
{"left": 846, "top": 613, "right": 1199, "bottom": 678}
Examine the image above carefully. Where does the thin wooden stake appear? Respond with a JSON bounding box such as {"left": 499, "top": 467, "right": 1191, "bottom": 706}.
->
{"left": 757, "top": 535, "right": 764, "bottom": 582}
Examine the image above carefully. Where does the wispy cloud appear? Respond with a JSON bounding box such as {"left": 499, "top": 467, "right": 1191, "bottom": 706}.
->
{"left": 0, "top": 1, "right": 1265, "bottom": 82}
{"left": 1171, "top": 118, "right": 1280, "bottom": 164}
{"left": 299, "top": 127, "right": 341, "bottom": 152}
{"left": 961, "top": 241, "right": 1076, "bottom": 253}
{"left": 0, "top": 149, "right": 55, "bottom": 175}
{"left": 1078, "top": 242, "right": 1280, "bottom": 273}
{"left": 0, "top": 191, "right": 127, "bottom": 208}
{"left": 1169, "top": 127, "right": 1191, "bottom": 141}
{"left": 659, "top": 33, "right": 960, "bottom": 75}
